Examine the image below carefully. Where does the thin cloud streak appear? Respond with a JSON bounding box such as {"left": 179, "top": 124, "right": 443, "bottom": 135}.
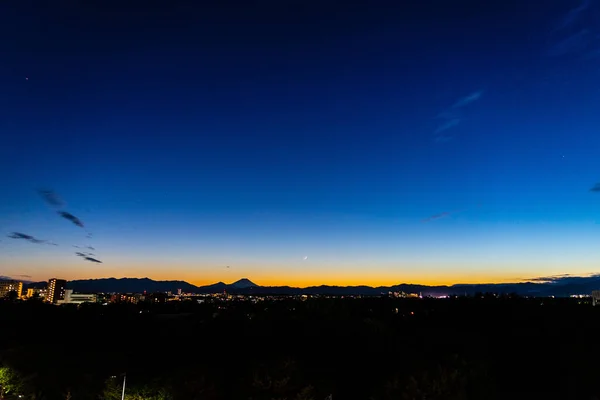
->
{"left": 548, "top": 29, "right": 591, "bottom": 56}
{"left": 434, "top": 118, "right": 460, "bottom": 135}
{"left": 38, "top": 189, "right": 64, "bottom": 207}
{"left": 58, "top": 211, "right": 84, "bottom": 228}
{"left": 433, "top": 90, "right": 483, "bottom": 142}
{"left": 434, "top": 135, "right": 453, "bottom": 143}
{"left": 527, "top": 274, "right": 573, "bottom": 282}
{"left": 557, "top": 0, "right": 591, "bottom": 30}
{"left": 73, "top": 245, "right": 94, "bottom": 250}
{"left": 422, "top": 212, "right": 451, "bottom": 223}
{"left": 525, "top": 273, "right": 600, "bottom": 284}
{"left": 451, "top": 91, "right": 483, "bottom": 108}
{"left": 7, "top": 232, "right": 56, "bottom": 245}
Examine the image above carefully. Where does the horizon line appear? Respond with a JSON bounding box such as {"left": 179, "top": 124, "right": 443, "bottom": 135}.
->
{"left": 7, "top": 274, "right": 600, "bottom": 288}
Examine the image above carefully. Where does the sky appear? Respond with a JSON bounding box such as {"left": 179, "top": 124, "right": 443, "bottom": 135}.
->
{"left": 2, "top": 0, "right": 600, "bottom": 287}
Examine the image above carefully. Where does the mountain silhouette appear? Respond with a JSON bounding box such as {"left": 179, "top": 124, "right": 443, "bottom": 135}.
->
{"left": 44, "top": 277, "right": 199, "bottom": 293}
{"left": 20, "top": 274, "right": 600, "bottom": 296}
{"left": 230, "top": 278, "right": 257, "bottom": 289}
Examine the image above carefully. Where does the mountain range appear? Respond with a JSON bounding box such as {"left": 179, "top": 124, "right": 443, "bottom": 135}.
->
{"left": 19, "top": 274, "right": 600, "bottom": 297}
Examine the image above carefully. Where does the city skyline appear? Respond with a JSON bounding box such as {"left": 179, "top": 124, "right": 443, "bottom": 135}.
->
{"left": 6, "top": 273, "right": 600, "bottom": 299}
{"left": 2, "top": 1, "right": 600, "bottom": 286}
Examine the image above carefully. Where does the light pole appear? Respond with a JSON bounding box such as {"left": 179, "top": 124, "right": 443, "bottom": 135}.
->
{"left": 121, "top": 373, "right": 126, "bottom": 400}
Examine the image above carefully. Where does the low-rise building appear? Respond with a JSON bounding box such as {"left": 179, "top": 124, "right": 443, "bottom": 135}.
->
{"left": 26, "top": 288, "right": 47, "bottom": 299}
{"left": 592, "top": 290, "right": 600, "bottom": 306}
{"left": 57, "top": 289, "right": 97, "bottom": 305}
{"left": 109, "top": 293, "right": 144, "bottom": 304}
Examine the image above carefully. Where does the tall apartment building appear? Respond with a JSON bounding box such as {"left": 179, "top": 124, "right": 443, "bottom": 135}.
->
{"left": 47, "top": 278, "right": 67, "bottom": 303}
{"left": 0, "top": 280, "right": 23, "bottom": 298}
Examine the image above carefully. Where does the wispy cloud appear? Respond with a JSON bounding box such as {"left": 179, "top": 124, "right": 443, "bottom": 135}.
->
{"left": 434, "top": 118, "right": 461, "bottom": 135}
{"left": 557, "top": 0, "right": 591, "bottom": 30}
{"left": 433, "top": 91, "right": 483, "bottom": 142}
{"left": 73, "top": 245, "right": 95, "bottom": 250}
{"left": 525, "top": 273, "right": 600, "bottom": 284}
{"left": 590, "top": 182, "right": 600, "bottom": 192}
{"left": 75, "top": 250, "right": 101, "bottom": 263}
{"left": 451, "top": 91, "right": 483, "bottom": 109}
{"left": 38, "top": 189, "right": 64, "bottom": 208}
{"left": 548, "top": 0, "right": 599, "bottom": 58}
{"left": 422, "top": 212, "right": 451, "bottom": 223}
{"left": 15, "top": 274, "right": 32, "bottom": 279}
{"left": 548, "top": 29, "right": 591, "bottom": 56}
{"left": 434, "top": 135, "right": 454, "bottom": 143}
{"left": 583, "top": 47, "right": 600, "bottom": 60}
{"left": 7, "top": 232, "right": 56, "bottom": 245}
{"left": 8, "top": 232, "right": 43, "bottom": 243}
{"left": 527, "top": 274, "right": 573, "bottom": 283}
{"left": 58, "top": 211, "right": 84, "bottom": 228}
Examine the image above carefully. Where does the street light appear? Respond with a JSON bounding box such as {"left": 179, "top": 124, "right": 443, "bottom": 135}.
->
{"left": 121, "top": 373, "right": 126, "bottom": 400}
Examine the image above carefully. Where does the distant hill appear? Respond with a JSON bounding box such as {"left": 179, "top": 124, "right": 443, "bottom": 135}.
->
{"left": 60, "top": 277, "right": 259, "bottom": 294}
{"left": 19, "top": 274, "right": 600, "bottom": 297}
{"left": 65, "top": 277, "right": 199, "bottom": 294}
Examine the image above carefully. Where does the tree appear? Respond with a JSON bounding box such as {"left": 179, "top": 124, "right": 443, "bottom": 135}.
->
{"left": 27, "top": 292, "right": 41, "bottom": 302}
{"left": 0, "top": 367, "right": 23, "bottom": 399}
{"left": 101, "top": 377, "right": 123, "bottom": 400}
{"left": 377, "top": 355, "right": 489, "bottom": 400}
{"left": 250, "top": 359, "right": 315, "bottom": 400}
{"left": 294, "top": 385, "right": 315, "bottom": 400}
{"left": 4, "top": 291, "right": 18, "bottom": 302}
{"left": 101, "top": 377, "right": 173, "bottom": 400}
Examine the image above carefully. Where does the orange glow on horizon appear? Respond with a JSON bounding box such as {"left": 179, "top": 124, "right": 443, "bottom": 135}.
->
{"left": 4, "top": 259, "right": 599, "bottom": 288}
{"left": 187, "top": 275, "right": 524, "bottom": 288}
{"left": 0, "top": 268, "right": 528, "bottom": 287}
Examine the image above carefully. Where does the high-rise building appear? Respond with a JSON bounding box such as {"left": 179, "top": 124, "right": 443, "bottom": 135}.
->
{"left": 47, "top": 278, "right": 67, "bottom": 303}
{"left": 0, "top": 280, "right": 23, "bottom": 298}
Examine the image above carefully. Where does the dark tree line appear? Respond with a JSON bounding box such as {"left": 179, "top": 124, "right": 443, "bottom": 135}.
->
{"left": 1, "top": 296, "right": 600, "bottom": 399}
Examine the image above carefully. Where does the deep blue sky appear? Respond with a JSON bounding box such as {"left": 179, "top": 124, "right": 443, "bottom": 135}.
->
{"left": 1, "top": 0, "right": 600, "bottom": 286}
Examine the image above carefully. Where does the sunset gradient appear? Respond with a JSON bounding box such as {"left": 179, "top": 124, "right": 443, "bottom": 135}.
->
{"left": 2, "top": 1, "right": 600, "bottom": 286}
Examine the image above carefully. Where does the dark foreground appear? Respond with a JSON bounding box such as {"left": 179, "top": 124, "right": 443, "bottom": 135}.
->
{"left": 1, "top": 296, "right": 599, "bottom": 400}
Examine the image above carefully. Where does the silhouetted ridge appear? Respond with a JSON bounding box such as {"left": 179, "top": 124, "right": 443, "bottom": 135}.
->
{"left": 17, "top": 274, "right": 600, "bottom": 296}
